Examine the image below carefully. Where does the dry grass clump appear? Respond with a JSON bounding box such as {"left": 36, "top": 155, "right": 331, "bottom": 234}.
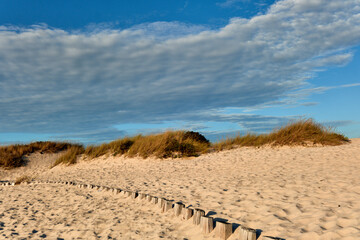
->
{"left": 214, "top": 119, "right": 349, "bottom": 150}
{"left": 52, "top": 145, "right": 85, "bottom": 167}
{"left": 84, "top": 131, "right": 210, "bottom": 159}
{"left": 85, "top": 137, "right": 136, "bottom": 158}
{"left": 14, "top": 175, "right": 32, "bottom": 185}
{"left": 127, "top": 131, "right": 210, "bottom": 158}
{"left": 0, "top": 141, "right": 77, "bottom": 169}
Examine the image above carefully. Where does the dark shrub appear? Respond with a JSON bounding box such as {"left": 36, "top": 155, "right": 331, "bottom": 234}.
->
{"left": 183, "top": 131, "right": 210, "bottom": 145}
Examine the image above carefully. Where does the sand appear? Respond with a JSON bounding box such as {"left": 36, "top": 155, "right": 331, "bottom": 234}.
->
{"left": 1, "top": 139, "right": 360, "bottom": 239}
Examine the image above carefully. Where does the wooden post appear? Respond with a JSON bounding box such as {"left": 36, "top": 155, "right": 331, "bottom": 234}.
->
{"left": 138, "top": 193, "right": 146, "bottom": 200}
{"left": 193, "top": 208, "right": 205, "bottom": 225}
{"left": 158, "top": 198, "right": 166, "bottom": 208}
{"left": 146, "top": 195, "right": 152, "bottom": 202}
{"left": 200, "top": 216, "right": 214, "bottom": 234}
{"left": 131, "top": 192, "right": 138, "bottom": 199}
{"left": 151, "top": 197, "right": 158, "bottom": 204}
{"left": 182, "top": 208, "right": 193, "bottom": 220}
{"left": 125, "top": 191, "right": 131, "bottom": 197}
{"left": 239, "top": 226, "right": 256, "bottom": 240}
{"left": 161, "top": 200, "right": 173, "bottom": 213}
{"left": 216, "top": 221, "right": 232, "bottom": 240}
{"left": 174, "top": 202, "right": 185, "bottom": 217}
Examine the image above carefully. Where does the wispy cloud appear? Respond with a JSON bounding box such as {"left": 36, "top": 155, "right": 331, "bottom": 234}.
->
{"left": 218, "top": 0, "right": 245, "bottom": 8}
{"left": 0, "top": 0, "right": 360, "bottom": 142}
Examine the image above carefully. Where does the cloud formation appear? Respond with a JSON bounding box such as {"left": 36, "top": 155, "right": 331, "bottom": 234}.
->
{"left": 0, "top": 0, "right": 360, "bottom": 142}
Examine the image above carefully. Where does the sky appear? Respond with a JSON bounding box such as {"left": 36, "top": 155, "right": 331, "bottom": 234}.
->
{"left": 0, "top": 0, "right": 360, "bottom": 145}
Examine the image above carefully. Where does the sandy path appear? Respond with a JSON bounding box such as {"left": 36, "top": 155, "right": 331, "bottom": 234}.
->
{"left": 1, "top": 139, "right": 360, "bottom": 239}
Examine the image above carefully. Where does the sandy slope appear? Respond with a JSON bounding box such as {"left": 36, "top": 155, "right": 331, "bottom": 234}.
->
{"left": 1, "top": 139, "right": 360, "bottom": 239}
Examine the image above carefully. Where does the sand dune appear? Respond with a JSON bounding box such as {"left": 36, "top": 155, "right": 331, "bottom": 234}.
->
{"left": 1, "top": 139, "right": 360, "bottom": 239}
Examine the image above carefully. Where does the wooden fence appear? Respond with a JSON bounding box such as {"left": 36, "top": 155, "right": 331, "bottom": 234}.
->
{"left": 1, "top": 180, "right": 284, "bottom": 240}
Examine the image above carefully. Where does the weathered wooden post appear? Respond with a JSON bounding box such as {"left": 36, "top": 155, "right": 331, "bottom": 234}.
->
{"left": 182, "top": 208, "right": 193, "bottom": 220}
{"left": 216, "top": 221, "right": 232, "bottom": 240}
{"left": 174, "top": 202, "right": 185, "bottom": 217}
{"left": 151, "top": 197, "right": 158, "bottom": 204}
{"left": 161, "top": 200, "right": 173, "bottom": 213}
{"left": 239, "top": 226, "right": 256, "bottom": 240}
{"left": 200, "top": 216, "right": 214, "bottom": 234}
{"left": 131, "top": 191, "right": 138, "bottom": 199}
{"left": 158, "top": 198, "right": 166, "bottom": 208}
{"left": 193, "top": 208, "right": 205, "bottom": 225}
{"left": 138, "top": 193, "right": 146, "bottom": 201}
{"left": 146, "top": 195, "right": 152, "bottom": 202}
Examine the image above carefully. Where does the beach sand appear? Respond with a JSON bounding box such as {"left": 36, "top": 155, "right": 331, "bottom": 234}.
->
{"left": 1, "top": 139, "right": 360, "bottom": 239}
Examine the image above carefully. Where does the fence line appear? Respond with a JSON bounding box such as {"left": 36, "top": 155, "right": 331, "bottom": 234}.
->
{"left": 1, "top": 180, "right": 284, "bottom": 240}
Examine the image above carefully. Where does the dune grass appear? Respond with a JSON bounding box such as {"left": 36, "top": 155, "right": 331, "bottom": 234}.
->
{"left": 213, "top": 119, "right": 349, "bottom": 150}
{"left": 84, "top": 131, "right": 210, "bottom": 159}
{"left": 0, "top": 119, "right": 350, "bottom": 168}
{"left": 0, "top": 141, "right": 79, "bottom": 169}
{"left": 126, "top": 131, "right": 210, "bottom": 159}
{"left": 52, "top": 145, "right": 85, "bottom": 167}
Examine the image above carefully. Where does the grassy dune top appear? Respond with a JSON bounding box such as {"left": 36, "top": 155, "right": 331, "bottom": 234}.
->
{"left": 0, "top": 119, "right": 349, "bottom": 169}
{"left": 0, "top": 141, "right": 82, "bottom": 168}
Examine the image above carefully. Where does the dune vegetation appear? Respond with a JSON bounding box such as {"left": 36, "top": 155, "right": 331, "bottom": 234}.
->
{"left": 213, "top": 119, "right": 349, "bottom": 150}
{"left": 0, "top": 141, "right": 80, "bottom": 169}
{"left": 0, "top": 119, "right": 349, "bottom": 168}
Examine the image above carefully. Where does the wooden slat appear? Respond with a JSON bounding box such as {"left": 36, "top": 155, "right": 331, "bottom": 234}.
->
{"left": 182, "top": 208, "right": 193, "bottom": 220}
{"left": 193, "top": 208, "right": 205, "bottom": 225}
{"left": 216, "top": 221, "right": 232, "bottom": 240}
{"left": 174, "top": 202, "right": 185, "bottom": 217}
{"left": 200, "top": 216, "right": 214, "bottom": 234}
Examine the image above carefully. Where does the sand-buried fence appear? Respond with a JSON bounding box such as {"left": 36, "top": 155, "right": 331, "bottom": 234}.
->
{"left": 0, "top": 180, "right": 284, "bottom": 240}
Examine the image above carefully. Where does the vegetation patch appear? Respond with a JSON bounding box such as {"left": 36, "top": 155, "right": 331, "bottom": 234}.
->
{"left": 0, "top": 119, "right": 350, "bottom": 169}
{"left": 213, "top": 119, "right": 349, "bottom": 150}
{"left": 52, "top": 145, "right": 85, "bottom": 167}
{"left": 0, "top": 141, "right": 79, "bottom": 169}
{"left": 14, "top": 175, "right": 32, "bottom": 185}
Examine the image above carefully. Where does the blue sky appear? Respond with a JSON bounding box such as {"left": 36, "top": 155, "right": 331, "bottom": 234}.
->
{"left": 0, "top": 0, "right": 360, "bottom": 145}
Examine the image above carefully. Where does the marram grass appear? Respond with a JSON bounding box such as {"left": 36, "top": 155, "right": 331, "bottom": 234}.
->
{"left": 0, "top": 119, "right": 349, "bottom": 168}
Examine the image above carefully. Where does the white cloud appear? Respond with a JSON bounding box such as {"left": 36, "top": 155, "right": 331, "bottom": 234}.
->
{"left": 0, "top": 0, "right": 360, "bottom": 142}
